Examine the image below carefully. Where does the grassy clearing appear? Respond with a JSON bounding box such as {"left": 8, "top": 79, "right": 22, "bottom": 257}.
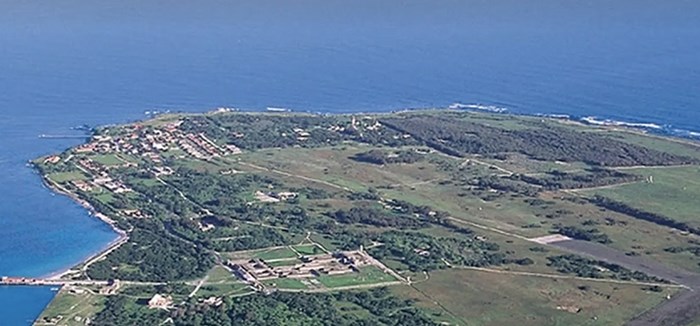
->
{"left": 457, "top": 112, "right": 540, "bottom": 130}
{"left": 252, "top": 247, "right": 299, "bottom": 260}
{"left": 317, "top": 266, "right": 396, "bottom": 288}
{"left": 206, "top": 265, "right": 236, "bottom": 283}
{"left": 196, "top": 283, "right": 251, "bottom": 298}
{"left": 129, "top": 177, "right": 161, "bottom": 187}
{"left": 309, "top": 234, "right": 340, "bottom": 252}
{"left": 478, "top": 153, "right": 590, "bottom": 174}
{"left": 94, "top": 192, "right": 116, "bottom": 206}
{"left": 37, "top": 289, "right": 106, "bottom": 326}
{"left": 585, "top": 166, "right": 700, "bottom": 225}
{"left": 400, "top": 268, "right": 672, "bottom": 326}
{"left": 238, "top": 146, "right": 447, "bottom": 193}
{"left": 90, "top": 154, "right": 125, "bottom": 166}
{"left": 292, "top": 244, "right": 324, "bottom": 256}
{"left": 235, "top": 145, "right": 700, "bottom": 274}
{"left": 47, "top": 171, "right": 88, "bottom": 183}
{"left": 263, "top": 278, "right": 309, "bottom": 290}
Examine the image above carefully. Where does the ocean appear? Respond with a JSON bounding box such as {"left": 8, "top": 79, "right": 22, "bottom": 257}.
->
{"left": 0, "top": 0, "right": 699, "bottom": 323}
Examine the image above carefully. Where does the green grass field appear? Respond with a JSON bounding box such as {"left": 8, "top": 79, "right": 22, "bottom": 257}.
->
{"left": 317, "top": 266, "right": 396, "bottom": 288}
{"left": 196, "top": 283, "right": 251, "bottom": 298}
{"left": 585, "top": 166, "right": 700, "bottom": 225}
{"left": 37, "top": 111, "right": 700, "bottom": 325}
{"left": 292, "top": 244, "right": 324, "bottom": 256}
{"left": 90, "top": 154, "right": 125, "bottom": 166}
{"left": 94, "top": 192, "right": 116, "bottom": 206}
{"left": 37, "top": 289, "right": 106, "bottom": 326}
{"left": 206, "top": 265, "right": 236, "bottom": 283}
{"left": 47, "top": 171, "right": 89, "bottom": 183}
{"left": 252, "top": 247, "right": 299, "bottom": 260}
{"left": 397, "top": 269, "right": 673, "bottom": 326}
{"left": 263, "top": 278, "right": 309, "bottom": 290}
{"left": 229, "top": 144, "right": 700, "bottom": 276}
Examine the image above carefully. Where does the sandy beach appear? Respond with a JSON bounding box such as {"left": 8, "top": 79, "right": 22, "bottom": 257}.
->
{"left": 39, "top": 175, "right": 129, "bottom": 280}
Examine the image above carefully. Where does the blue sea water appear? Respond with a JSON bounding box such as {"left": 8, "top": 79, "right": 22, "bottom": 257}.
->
{"left": 0, "top": 0, "right": 699, "bottom": 324}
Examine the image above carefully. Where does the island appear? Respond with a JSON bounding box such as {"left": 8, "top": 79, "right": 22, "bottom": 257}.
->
{"left": 18, "top": 108, "right": 700, "bottom": 325}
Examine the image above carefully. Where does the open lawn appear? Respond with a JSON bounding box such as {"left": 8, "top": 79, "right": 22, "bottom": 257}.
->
{"left": 196, "top": 283, "right": 251, "bottom": 298}
{"left": 94, "top": 192, "right": 116, "bottom": 206}
{"left": 317, "top": 266, "right": 396, "bottom": 288}
{"left": 263, "top": 278, "right": 309, "bottom": 290}
{"left": 252, "top": 247, "right": 299, "bottom": 260}
{"left": 128, "top": 177, "right": 161, "bottom": 187}
{"left": 90, "top": 154, "right": 125, "bottom": 166}
{"left": 39, "top": 110, "right": 700, "bottom": 325}
{"left": 235, "top": 147, "right": 700, "bottom": 273}
{"left": 292, "top": 244, "right": 324, "bottom": 256}
{"left": 36, "top": 289, "right": 106, "bottom": 326}
{"left": 309, "top": 234, "right": 340, "bottom": 252}
{"left": 478, "top": 153, "right": 590, "bottom": 175}
{"left": 237, "top": 146, "right": 450, "bottom": 193}
{"left": 206, "top": 265, "right": 236, "bottom": 283}
{"left": 47, "top": 171, "right": 89, "bottom": 183}
{"left": 584, "top": 166, "right": 700, "bottom": 226}
{"left": 397, "top": 269, "right": 673, "bottom": 326}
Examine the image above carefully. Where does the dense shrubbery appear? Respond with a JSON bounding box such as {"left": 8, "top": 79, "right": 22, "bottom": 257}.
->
{"left": 664, "top": 245, "right": 700, "bottom": 257}
{"left": 369, "top": 230, "right": 504, "bottom": 272}
{"left": 472, "top": 175, "right": 540, "bottom": 196}
{"left": 168, "top": 218, "right": 293, "bottom": 252}
{"left": 129, "top": 182, "right": 199, "bottom": 217}
{"left": 590, "top": 196, "right": 700, "bottom": 235}
{"left": 351, "top": 149, "right": 425, "bottom": 165}
{"left": 291, "top": 186, "right": 333, "bottom": 200}
{"left": 347, "top": 190, "right": 381, "bottom": 201}
{"left": 179, "top": 114, "right": 419, "bottom": 150}
{"left": 516, "top": 168, "right": 642, "bottom": 190}
{"left": 556, "top": 225, "right": 612, "bottom": 244}
{"left": 380, "top": 115, "right": 696, "bottom": 166}
{"left": 164, "top": 167, "right": 279, "bottom": 215}
{"left": 547, "top": 254, "right": 667, "bottom": 283}
{"left": 329, "top": 206, "right": 429, "bottom": 229}
{"left": 92, "top": 296, "right": 166, "bottom": 326}
{"left": 87, "top": 221, "right": 214, "bottom": 282}
{"left": 328, "top": 199, "right": 463, "bottom": 232}
{"left": 168, "top": 288, "right": 438, "bottom": 326}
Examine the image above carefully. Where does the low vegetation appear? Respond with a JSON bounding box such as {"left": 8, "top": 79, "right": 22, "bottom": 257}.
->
{"left": 35, "top": 109, "right": 700, "bottom": 325}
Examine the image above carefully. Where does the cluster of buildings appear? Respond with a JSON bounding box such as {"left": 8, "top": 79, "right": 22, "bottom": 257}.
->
{"left": 291, "top": 127, "right": 311, "bottom": 141}
{"left": 76, "top": 126, "right": 174, "bottom": 162}
{"left": 147, "top": 294, "right": 173, "bottom": 310}
{"left": 178, "top": 133, "right": 240, "bottom": 160}
{"left": 95, "top": 176, "right": 133, "bottom": 194}
{"left": 69, "top": 121, "right": 222, "bottom": 165}
{"left": 227, "top": 250, "right": 372, "bottom": 286}
{"left": 253, "top": 190, "right": 298, "bottom": 203}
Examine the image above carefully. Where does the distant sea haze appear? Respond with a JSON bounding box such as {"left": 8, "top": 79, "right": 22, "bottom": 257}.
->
{"left": 1, "top": 0, "right": 699, "bottom": 324}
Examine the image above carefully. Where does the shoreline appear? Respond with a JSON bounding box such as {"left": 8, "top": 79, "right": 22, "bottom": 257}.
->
{"left": 37, "top": 175, "right": 128, "bottom": 281}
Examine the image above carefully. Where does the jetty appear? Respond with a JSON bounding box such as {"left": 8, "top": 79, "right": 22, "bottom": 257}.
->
{"left": 39, "top": 134, "right": 90, "bottom": 139}
{"left": 0, "top": 276, "right": 164, "bottom": 287}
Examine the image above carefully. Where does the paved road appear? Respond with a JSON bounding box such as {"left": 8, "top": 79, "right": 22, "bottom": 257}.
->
{"left": 550, "top": 239, "right": 700, "bottom": 326}
{"left": 552, "top": 240, "right": 700, "bottom": 287}
{"left": 627, "top": 290, "right": 700, "bottom": 326}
